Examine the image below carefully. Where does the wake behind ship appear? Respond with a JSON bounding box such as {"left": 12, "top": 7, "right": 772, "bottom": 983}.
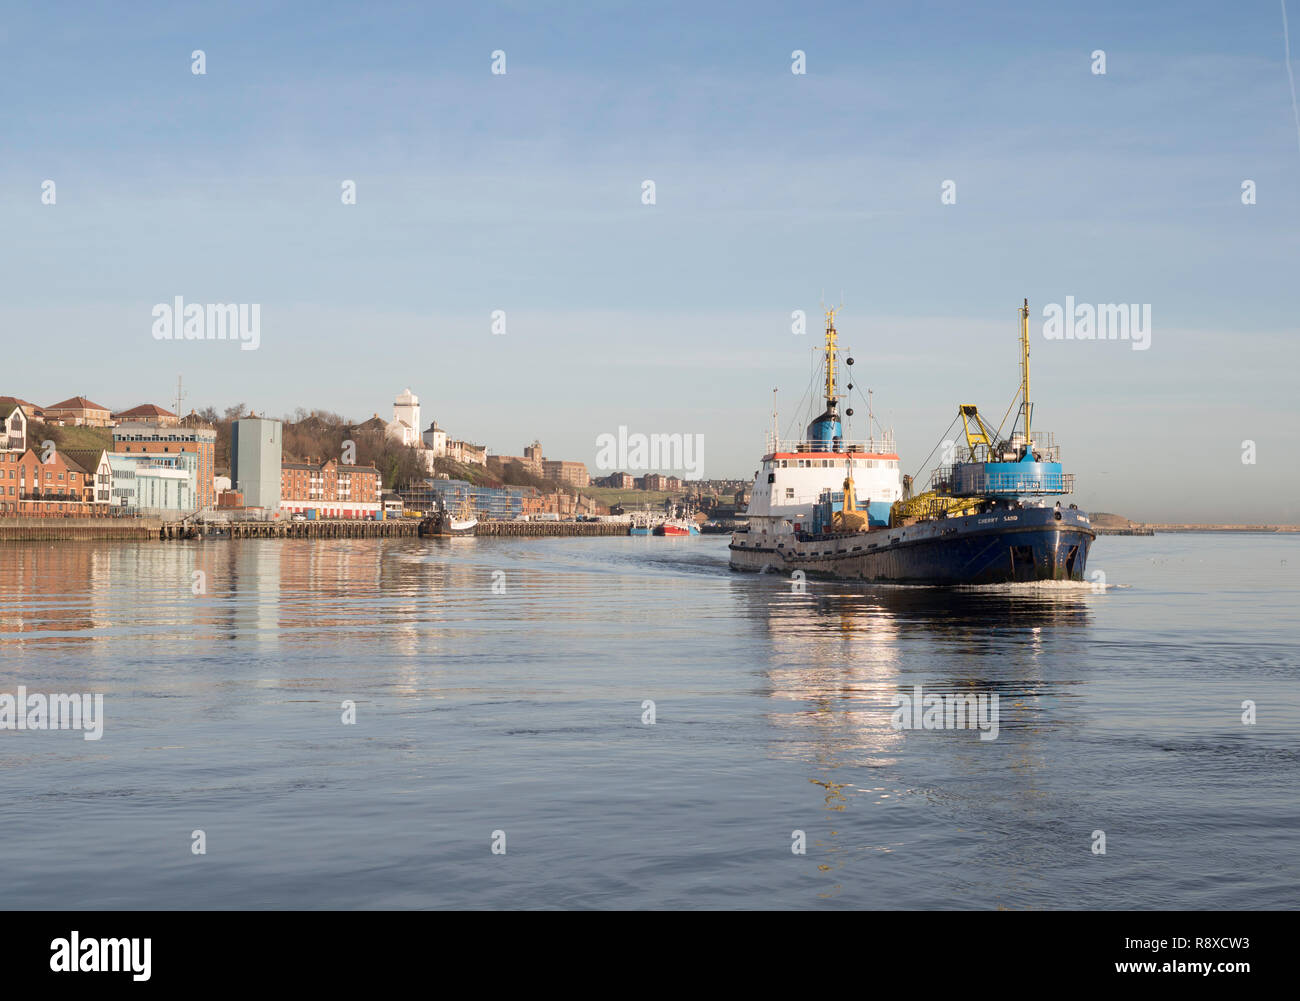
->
{"left": 729, "top": 301, "right": 1094, "bottom": 584}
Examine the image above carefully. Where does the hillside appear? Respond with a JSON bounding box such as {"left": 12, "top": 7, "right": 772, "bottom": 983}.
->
{"left": 27, "top": 421, "right": 113, "bottom": 453}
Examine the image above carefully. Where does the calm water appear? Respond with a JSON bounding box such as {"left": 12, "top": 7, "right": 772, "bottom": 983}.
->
{"left": 1, "top": 533, "right": 1296, "bottom": 909}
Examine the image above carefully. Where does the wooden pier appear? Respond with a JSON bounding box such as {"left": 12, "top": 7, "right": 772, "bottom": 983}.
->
{"left": 476, "top": 521, "right": 631, "bottom": 537}
{"left": 1, "top": 516, "right": 633, "bottom": 543}
{"left": 196, "top": 519, "right": 420, "bottom": 540}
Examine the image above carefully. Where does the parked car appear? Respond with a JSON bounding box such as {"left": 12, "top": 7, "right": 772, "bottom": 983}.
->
{"left": 291, "top": 512, "right": 307, "bottom": 522}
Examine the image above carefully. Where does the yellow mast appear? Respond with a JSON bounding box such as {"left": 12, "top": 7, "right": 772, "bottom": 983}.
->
{"left": 1019, "top": 297, "right": 1031, "bottom": 452}
{"left": 824, "top": 307, "right": 838, "bottom": 405}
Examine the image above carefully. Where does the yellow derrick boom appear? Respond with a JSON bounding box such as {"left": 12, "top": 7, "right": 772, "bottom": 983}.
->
{"left": 889, "top": 491, "right": 983, "bottom": 527}
{"left": 958, "top": 404, "right": 998, "bottom": 461}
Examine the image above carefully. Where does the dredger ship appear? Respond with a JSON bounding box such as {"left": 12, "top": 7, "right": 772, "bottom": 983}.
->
{"left": 728, "top": 300, "right": 1094, "bottom": 584}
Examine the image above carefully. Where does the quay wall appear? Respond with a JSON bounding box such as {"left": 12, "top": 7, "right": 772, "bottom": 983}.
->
{"left": 0, "top": 518, "right": 164, "bottom": 541}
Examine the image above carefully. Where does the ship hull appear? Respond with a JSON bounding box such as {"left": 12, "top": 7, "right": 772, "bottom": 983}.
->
{"left": 729, "top": 507, "right": 1094, "bottom": 584}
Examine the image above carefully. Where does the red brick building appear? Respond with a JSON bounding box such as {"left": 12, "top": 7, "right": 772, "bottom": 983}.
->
{"left": 280, "top": 458, "right": 382, "bottom": 519}
{"left": 0, "top": 447, "right": 97, "bottom": 516}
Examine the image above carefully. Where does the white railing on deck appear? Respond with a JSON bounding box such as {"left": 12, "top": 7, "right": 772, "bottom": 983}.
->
{"left": 765, "top": 434, "right": 896, "bottom": 455}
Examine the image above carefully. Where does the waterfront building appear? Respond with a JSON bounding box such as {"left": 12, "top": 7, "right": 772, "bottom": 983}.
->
{"left": 44, "top": 396, "right": 113, "bottom": 427}
{"left": 0, "top": 447, "right": 102, "bottom": 517}
{"left": 280, "top": 458, "right": 382, "bottom": 519}
{"left": 107, "top": 451, "right": 198, "bottom": 516}
{"left": 232, "top": 416, "right": 283, "bottom": 512}
{"left": 61, "top": 449, "right": 113, "bottom": 505}
{"left": 113, "top": 422, "right": 217, "bottom": 511}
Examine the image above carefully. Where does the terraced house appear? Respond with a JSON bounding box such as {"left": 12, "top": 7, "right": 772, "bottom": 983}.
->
{"left": 0, "top": 447, "right": 103, "bottom": 517}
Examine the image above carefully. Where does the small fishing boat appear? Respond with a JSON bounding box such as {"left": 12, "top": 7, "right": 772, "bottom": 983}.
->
{"left": 418, "top": 496, "right": 478, "bottom": 538}
{"left": 652, "top": 504, "right": 700, "bottom": 536}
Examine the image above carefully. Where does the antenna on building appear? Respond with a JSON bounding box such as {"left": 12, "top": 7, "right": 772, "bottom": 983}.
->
{"left": 173, "top": 376, "right": 187, "bottom": 418}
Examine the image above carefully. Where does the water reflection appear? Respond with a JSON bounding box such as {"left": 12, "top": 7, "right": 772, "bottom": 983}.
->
{"left": 0, "top": 539, "right": 475, "bottom": 656}
{"left": 734, "top": 575, "right": 1097, "bottom": 899}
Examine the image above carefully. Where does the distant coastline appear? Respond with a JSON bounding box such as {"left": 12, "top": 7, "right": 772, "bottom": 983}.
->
{"left": 1090, "top": 512, "right": 1299, "bottom": 535}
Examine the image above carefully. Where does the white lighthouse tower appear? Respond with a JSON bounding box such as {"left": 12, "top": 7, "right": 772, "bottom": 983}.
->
{"left": 387, "top": 387, "right": 421, "bottom": 446}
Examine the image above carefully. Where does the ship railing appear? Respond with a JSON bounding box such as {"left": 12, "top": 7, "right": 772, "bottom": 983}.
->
{"left": 766, "top": 435, "right": 896, "bottom": 455}
{"left": 931, "top": 465, "right": 1076, "bottom": 495}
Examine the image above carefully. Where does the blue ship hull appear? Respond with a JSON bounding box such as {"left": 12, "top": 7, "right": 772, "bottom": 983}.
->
{"left": 729, "top": 507, "right": 1094, "bottom": 585}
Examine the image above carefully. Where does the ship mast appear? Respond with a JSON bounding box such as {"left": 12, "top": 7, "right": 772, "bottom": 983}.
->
{"left": 824, "top": 307, "right": 838, "bottom": 408}
{"left": 1018, "top": 297, "right": 1032, "bottom": 455}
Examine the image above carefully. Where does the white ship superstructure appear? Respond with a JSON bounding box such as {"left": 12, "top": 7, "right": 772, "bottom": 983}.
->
{"left": 738, "top": 308, "right": 903, "bottom": 550}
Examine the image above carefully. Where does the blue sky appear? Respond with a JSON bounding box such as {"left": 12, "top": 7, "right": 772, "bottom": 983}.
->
{"left": 2, "top": 0, "right": 1298, "bottom": 520}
